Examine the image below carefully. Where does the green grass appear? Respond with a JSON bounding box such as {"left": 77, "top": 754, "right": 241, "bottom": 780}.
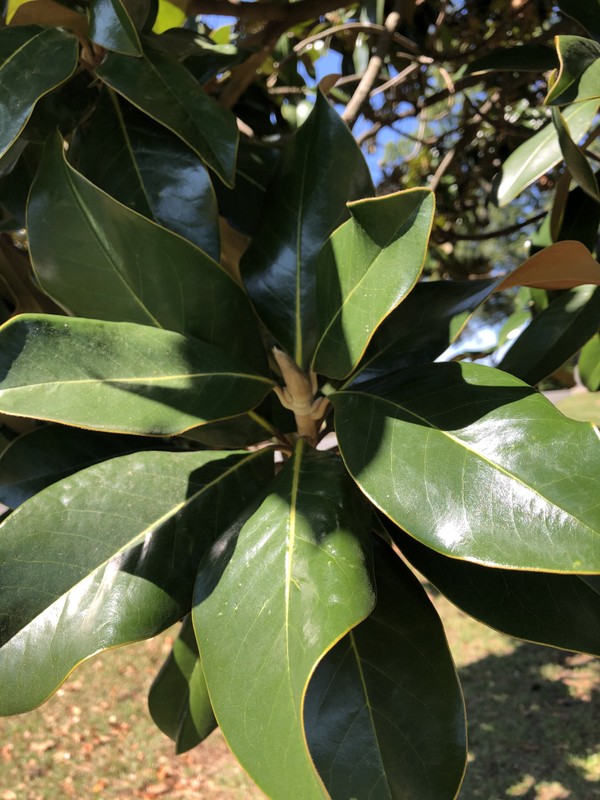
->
{"left": 0, "top": 588, "right": 597, "bottom": 799}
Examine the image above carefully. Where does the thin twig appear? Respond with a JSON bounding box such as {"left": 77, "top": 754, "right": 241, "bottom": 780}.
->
{"left": 438, "top": 211, "right": 547, "bottom": 241}
{"left": 293, "top": 22, "right": 420, "bottom": 55}
{"left": 429, "top": 147, "right": 456, "bottom": 192}
{"left": 370, "top": 62, "right": 419, "bottom": 97}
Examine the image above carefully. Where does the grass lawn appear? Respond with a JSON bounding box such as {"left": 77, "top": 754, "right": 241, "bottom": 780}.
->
{"left": 0, "top": 586, "right": 597, "bottom": 800}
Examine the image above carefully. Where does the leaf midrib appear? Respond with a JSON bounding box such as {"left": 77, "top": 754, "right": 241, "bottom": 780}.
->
{"left": 0, "top": 371, "right": 274, "bottom": 392}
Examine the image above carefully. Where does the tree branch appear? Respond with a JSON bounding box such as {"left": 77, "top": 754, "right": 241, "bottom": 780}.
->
{"left": 188, "top": 0, "right": 353, "bottom": 24}
{"left": 437, "top": 210, "right": 547, "bottom": 242}
{"left": 342, "top": 0, "right": 404, "bottom": 127}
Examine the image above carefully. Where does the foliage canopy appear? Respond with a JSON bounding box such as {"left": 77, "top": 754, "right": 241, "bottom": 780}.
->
{"left": 0, "top": 1, "right": 599, "bottom": 798}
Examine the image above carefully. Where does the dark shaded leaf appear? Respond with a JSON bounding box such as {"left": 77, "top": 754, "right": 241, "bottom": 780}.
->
{"left": 558, "top": 0, "right": 600, "bottom": 38}
{"left": 148, "top": 615, "right": 217, "bottom": 753}
{"left": 241, "top": 92, "right": 374, "bottom": 368}
{"left": 306, "top": 538, "right": 466, "bottom": 800}
{"left": 70, "top": 90, "right": 220, "bottom": 259}
{"left": 392, "top": 524, "right": 600, "bottom": 656}
{"left": 0, "top": 424, "right": 169, "bottom": 508}
{"left": 466, "top": 43, "right": 557, "bottom": 74}
{"left": 349, "top": 279, "right": 496, "bottom": 385}
{"left": 498, "top": 285, "right": 600, "bottom": 384}
{"left": 89, "top": 0, "right": 143, "bottom": 55}
{"left": 28, "top": 133, "right": 263, "bottom": 367}
{"left": 96, "top": 46, "right": 238, "bottom": 186}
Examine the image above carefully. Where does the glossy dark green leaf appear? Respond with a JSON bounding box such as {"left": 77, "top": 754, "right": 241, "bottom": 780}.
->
{"left": 579, "top": 332, "right": 600, "bottom": 390}
{"left": 498, "top": 285, "right": 600, "bottom": 385}
{"left": 0, "top": 447, "right": 273, "bottom": 714}
{"left": 557, "top": 185, "right": 600, "bottom": 249}
{"left": 466, "top": 43, "right": 557, "bottom": 74}
{"left": 546, "top": 36, "right": 600, "bottom": 105}
{"left": 241, "top": 92, "right": 374, "bottom": 368}
{"left": 558, "top": 0, "right": 600, "bottom": 38}
{"left": 349, "top": 279, "right": 496, "bottom": 385}
{"left": 334, "top": 362, "right": 600, "bottom": 572}
{"left": 148, "top": 615, "right": 216, "bottom": 753}
{"left": 70, "top": 90, "right": 220, "bottom": 258}
{"left": 0, "top": 26, "right": 78, "bottom": 158}
{"left": 496, "top": 99, "right": 600, "bottom": 206}
{"left": 89, "top": 0, "right": 142, "bottom": 55}
{"left": 311, "top": 189, "right": 435, "bottom": 380}
{"left": 392, "top": 525, "right": 600, "bottom": 656}
{"left": 305, "top": 539, "right": 466, "bottom": 800}
{"left": 28, "top": 133, "right": 262, "bottom": 366}
{"left": 214, "top": 137, "right": 280, "bottom": 237}
{"left": 0, "top": 315, "right": 273, "bottom": 435}
{"left": 0, "top": 424, "right": 168, "bottom": 508}
{"left": 552, "top": 107, "right": 600, "bottom": 201}
{"left": 96, "top": 47, "right": 238, "bottom": 186}
{"left": 193, "top": 442, "right": 375, "bottom": 799}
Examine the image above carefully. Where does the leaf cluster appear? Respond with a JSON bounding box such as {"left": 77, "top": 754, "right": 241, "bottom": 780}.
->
{"left": 0, "top": 1, "right": 599, "bottom": 798}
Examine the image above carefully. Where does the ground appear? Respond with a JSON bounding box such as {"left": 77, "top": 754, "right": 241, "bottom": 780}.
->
{"left": 0, "top": 586, "right": 598, "bottom": 800}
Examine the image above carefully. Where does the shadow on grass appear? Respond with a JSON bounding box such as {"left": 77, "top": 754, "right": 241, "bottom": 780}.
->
{"left": 457, "top": 642, "right": 599, "bottom": 800}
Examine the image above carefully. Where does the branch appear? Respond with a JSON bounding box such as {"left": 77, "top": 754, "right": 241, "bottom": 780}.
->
{"left": 342, "top": 0, "right": 404, "bottom": 127}
{"left": 188, "top": 0, "right": 353, "bottom": 24}
{"left": 437, "top": 211, "right": 547, "bottom": 242}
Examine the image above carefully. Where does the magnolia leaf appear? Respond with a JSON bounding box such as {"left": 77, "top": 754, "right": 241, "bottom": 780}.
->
{"left": 0, "top": 26, "right": 78, "bottom": 158}
{"left": 579, "top": 333, "right": 600, "bottom": 390}
{"left": 496, "top": 240, "right": 600, "bottom": 290}
{"left": 0, "top": 447, "right": 273, "bottom": 714}
{"left": 498, "top": 284, "right": 600, "bottom": 385}
{"left": 241, "top": 92, "right": 374, "bottom": 369}
{"left": 496, "top": 98, "right": 600, "bottom": 206}
{"left": 546, "top": 36, "right": 600, "bottom": 105}
{"left": 334, "top": 362, "right": 600, "bottom": 573}
{"left": 466, "top": 43, "right": 557, "bottom": 74}
{"left": 70, "top": 90, "right": 220, "bottom": 259}
{"left": 350, "top": 279, "right": 496, "bottom": 385}
{"left": 28, "top": 133, "right": 262, "bottom": 366}
{"left": 96, "top": 46, "right": 238, "bottom": 187}
{"left": 88, "top": 0, "right": 143, "bottom": 56}
{"left": 312, "top": 189, "right": 435, "bottom": 380}
{"left": 148, "top": 616, "right": 216, "bottom": 753}
{"left": 552, "top": 107, "right": 600, "bottom": 201}
{"left": 393, "top": 525, "right": 600, "bottom": 657}
{"left": 305, "top": 539, "right": 466, "bottom": 800}
{"left": 193, "top": 442, "right": 375, "bottom": 799}
{"left": 0, "top": 315, "right": 273, "bottom": 435}
{"left": 558, "top": 0, "right": 600, "bottom": 38}
{"left": 0, "top": 424, "right": 166, "bottom": 508}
